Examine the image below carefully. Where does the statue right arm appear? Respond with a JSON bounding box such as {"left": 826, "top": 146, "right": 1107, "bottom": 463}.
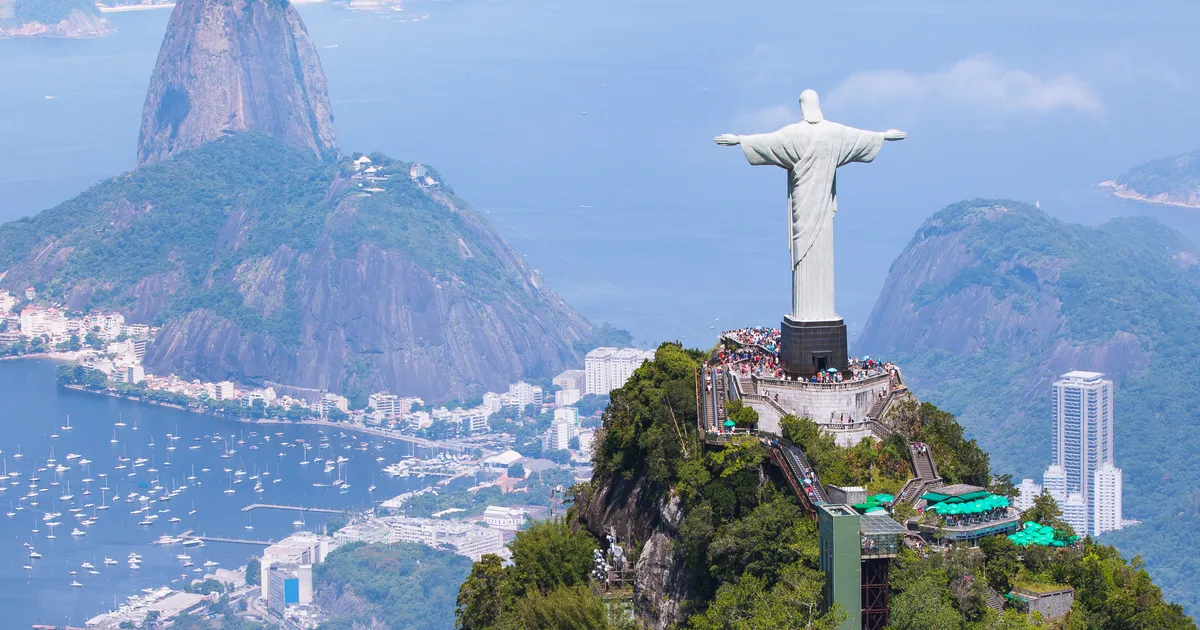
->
{"left": 739, "top": 130, "right": 794, "bottom": 168}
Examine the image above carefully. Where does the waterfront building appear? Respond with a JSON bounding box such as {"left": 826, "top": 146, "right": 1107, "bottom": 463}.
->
{"left": 368, "top": 392, "right": 403, "bottom": 417}
{"left": 260, "top": 532, "right": 332, "bottom": 600}
{"left": 553, "top": 369, "right": 586, "bottom": 392}
{"left": 585, "top": 347, "right": 655, "bottom": 395}
{"left": 215, "top": 381, "right": 237, "bottom": 401}
{"left": 267, "top": 563, "right": 313, "bottom": 611}
{"left": 482, "top": 450, "right": 523, "bottom": 472}
{"left": 1042, "top": 371, "right": 1122, "bottom": 537}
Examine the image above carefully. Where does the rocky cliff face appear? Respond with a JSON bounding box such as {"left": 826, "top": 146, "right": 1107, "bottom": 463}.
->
{"left": 0, "top": 135, "right": 591, "bottom": 401}
{"left": 575, "top": 474, "right": 692, "bottom": 630}
{"left": 0, "top": 0, "right": 114, "bottom": 38}
{"left": 137, "top": 0, "right": 337, "bottom": 166}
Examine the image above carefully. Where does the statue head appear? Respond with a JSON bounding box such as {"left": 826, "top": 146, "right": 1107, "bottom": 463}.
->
{"left": 800, "top": 89, "right": 824, "bottom": 124}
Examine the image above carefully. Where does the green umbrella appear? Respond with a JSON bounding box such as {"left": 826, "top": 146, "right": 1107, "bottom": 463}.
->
{"left": 873, "top": 494, "right": 895, "bottom": 503}
{"left": 723, "top": 420, "right": 735, "bottom": 428}
{"left": 865, "top": 507, "right": 887, "bottom": 514}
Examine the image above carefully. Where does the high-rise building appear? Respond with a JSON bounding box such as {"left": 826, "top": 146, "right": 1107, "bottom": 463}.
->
{"left": 1042, "top": 371, "right": 1122, "bottom": 537}
{"left": 1093, "top": 462, "right": 1123, "bottom": 535}
{"left": 543, "top": 418, "right": 574, "bottom": 452}
{"left": 584, "top": 347, "right": 655, "bottom": 395}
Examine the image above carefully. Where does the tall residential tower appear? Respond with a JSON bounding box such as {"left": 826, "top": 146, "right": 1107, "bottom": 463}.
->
{"left": 1039, "top": 371, "right": 1123, "bottom": 537}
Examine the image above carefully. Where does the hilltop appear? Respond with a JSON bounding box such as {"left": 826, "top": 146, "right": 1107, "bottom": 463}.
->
{"left": 0, "top": 0, "right": 113, "bottom": 38}
{"left": 0, "top": 134, "right": 592, "bottom": 401}
{"left": 450, "top": 344, "right": 1193, "bottom": 630}
{"left": 859, "top": 198, "right": 1200, "bottom": 611}
{"left": 137, "top": 0, "right": 338, "bottom": 165}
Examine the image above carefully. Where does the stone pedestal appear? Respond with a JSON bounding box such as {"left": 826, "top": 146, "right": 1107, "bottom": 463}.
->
{"left": 780, "top": 316, "right": 848, "bottom": 377}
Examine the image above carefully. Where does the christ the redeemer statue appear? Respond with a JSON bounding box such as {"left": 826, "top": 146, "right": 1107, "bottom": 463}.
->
{"left": 715, "top": 89, "right": 906, "bottom": 323}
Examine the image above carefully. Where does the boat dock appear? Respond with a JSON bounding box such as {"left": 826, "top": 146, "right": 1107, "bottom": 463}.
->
{"left": 193, "top": 535, "right": 274, "bottom": 546}
{"left": 240, "top": 503, "right": 345, "bottom": 514}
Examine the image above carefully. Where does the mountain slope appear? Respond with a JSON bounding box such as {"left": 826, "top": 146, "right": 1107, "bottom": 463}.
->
{"left": 859, "top": 198, "right": 1200, "bottom": 612}
{"left": 0, "top": 0, "right": 113, "bottom": 38}
{"left": 0, "top": 134, "right": 591, "bottom": 401}
{"left": 1103, "top": 148, "right": 1200, "bottom": 208}
{"left": 137, "top": 0, "right": 337, "bottom": 166}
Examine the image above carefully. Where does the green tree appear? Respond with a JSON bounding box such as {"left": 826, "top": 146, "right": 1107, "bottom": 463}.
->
{"left": 507, "top": 462, "right": 526, "bottom": 479}
{"left": 724, "top": 399, "right": 760, "bottom": 428}
{"left": 245, "top": 557, "right": 261, "bottom": 586}
{"left": 888, "top": 568, "right": 964, "bottom": 630}
{"left": 509, "top": 519, "right": 596, "bottom": 596}
{"left": 512, "top": 585, "right": 610, "bottom": 630}
{"left": 1022, "top": 491, "right": 1076, "bottom": 538}
{"left": 456, "top": 554, "right": 510, "bottom": 630}
{"left": 708, "top": 496, "right": 818, "bottom": 586}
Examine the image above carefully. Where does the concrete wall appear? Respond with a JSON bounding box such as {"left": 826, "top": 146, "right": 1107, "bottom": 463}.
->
{"left": 755, "top": 374, "right": 890, "bottom": 425}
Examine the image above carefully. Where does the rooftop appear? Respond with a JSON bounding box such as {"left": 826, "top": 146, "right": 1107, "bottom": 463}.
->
{"left": 1059, "top": 370, "right": 1106, "bottom": 383}
{"left": 860, "top": 514, "right": 907, "bottom": 536}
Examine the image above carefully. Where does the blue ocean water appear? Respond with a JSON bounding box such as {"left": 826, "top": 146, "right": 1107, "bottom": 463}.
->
{"left": 0, "top": 359, "right": 435, "bottom": 628}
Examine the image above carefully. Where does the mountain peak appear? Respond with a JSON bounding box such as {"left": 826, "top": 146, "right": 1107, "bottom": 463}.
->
{"left": 136, "top": 0, "right": 337, "bottom": 166}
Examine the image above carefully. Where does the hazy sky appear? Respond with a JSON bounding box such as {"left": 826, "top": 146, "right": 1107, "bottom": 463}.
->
{"left": 2, "top": 0, "right": 1199, "bottom": 343}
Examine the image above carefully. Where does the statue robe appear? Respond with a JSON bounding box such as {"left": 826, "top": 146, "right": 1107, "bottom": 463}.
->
{"left": 739, "top": 121, "right": 885, "bottom": 322}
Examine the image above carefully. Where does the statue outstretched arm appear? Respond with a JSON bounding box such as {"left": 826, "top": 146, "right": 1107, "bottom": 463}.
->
{"left": 884, "top": 129, "right": 907, "bottom": 141}
{"left": 713, "top": 134, "right": 741, "bottom": 146}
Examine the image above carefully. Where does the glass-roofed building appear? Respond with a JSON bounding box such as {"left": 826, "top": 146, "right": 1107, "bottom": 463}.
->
{"left": 910, "top": 483, "right": 1021, "bottom": 544}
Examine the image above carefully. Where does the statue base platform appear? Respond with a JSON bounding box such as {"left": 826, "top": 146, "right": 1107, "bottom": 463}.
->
{"left": 780, "top": 316, "right": 849, "bottom": 377}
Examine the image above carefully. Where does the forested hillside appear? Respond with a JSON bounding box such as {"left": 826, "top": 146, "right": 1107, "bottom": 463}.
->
{"left": 859, "top": 199, "right": 1200, "bottom": 612}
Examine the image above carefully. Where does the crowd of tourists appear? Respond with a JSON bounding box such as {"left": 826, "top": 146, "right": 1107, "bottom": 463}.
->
{"left": 723, "top": 326, "right": 780, "bottom": 353}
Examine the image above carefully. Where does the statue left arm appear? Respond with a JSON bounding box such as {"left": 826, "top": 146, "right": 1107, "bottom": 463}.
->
{"left": 837, "top": 127, "right": 889, "bottom": 167}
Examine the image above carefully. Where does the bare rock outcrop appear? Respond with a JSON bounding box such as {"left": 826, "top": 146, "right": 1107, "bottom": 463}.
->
{"left": 136, "top": 0, "right": 337, "bottom": 166}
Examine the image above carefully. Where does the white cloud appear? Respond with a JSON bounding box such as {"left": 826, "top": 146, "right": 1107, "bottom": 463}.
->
{"left": 826, "top": 55, "right": 1103, "bottom": 117}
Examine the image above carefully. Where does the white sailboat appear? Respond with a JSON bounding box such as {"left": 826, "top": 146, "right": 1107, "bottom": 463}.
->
{"left": 61, "top": 414, "right": 73, "bottom": 432}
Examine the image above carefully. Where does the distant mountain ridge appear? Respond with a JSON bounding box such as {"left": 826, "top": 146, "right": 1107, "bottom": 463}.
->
{"left": 0, "top": 0, "right": 595, "bottom": 401}
{"left": 859, "top": 198, "right": 1200, "bottom": 612}
{"left": 0, "top": 134, "right": 593, "bottom": 401}
{"left": 1103, "top": 148, "right": 1200, "bottom": 208}
{"left": 0, "top": 0, "right": 114, "bottom": 38}
{"left": 137, "top": 0, "right": 338, "bottom": 166}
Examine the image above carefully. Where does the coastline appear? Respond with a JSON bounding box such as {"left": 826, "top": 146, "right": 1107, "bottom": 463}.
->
{"left": 1098, "top": 180, "right": 1200, "bottom": 210}
{"left": 59, "top": 383, "right": 468, "bottom": 452}
{"left": 0, "top": 350, "right": 85, "bottom": 363}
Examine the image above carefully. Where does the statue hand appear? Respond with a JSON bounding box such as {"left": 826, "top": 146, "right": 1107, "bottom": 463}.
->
{"left": 884, "top": 129, "right": 907, "bottom": 141}
{"left": 713, "top": 134, "right": 741, "bottom": 146}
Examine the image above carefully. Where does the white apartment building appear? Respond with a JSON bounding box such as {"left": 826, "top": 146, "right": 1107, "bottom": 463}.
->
{"left": 554, "top": 407, "right": 579, "bottom": 427}
{"left": 1042, "top": 371, "right": 1122, "bottom": 537}
{"left": 1093, "top": 462, "right": 1123, "bottom": 536}
{"left": 384, "top": 517, "right": 507, "bottom": 561}
{"left": 215, "top": 381, "right": 237, "bottom": 401}
{"left": 555, "top": 388, "right": 582, "bottom": 407}
{"left": 507, "top": 382, "right": 543, "bottom": 408}
{"left": 553, "top": 369, "right": 586, "bottom": 392}
{"left": 482, "top": 392, "right": 503, "bottom": 415}
{"left": 369, "top": 392, "right": 403, "bottom": 417}
{"left": 584, "top": 347, "right": 655, "bottom": 396}
{"left": 543, "top": 418, "right": 574, "bottom": 452}
{"left": 482, "top": 506, "right": 527, "bottom": 531}
{"left": 1015, "top": 478, "right": 1043, "bottom": 512}
{"left": 259, "top": 532, "right": 332, "bottom": 600}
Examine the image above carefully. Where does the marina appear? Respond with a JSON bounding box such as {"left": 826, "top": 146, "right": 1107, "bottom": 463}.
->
{"left": 0, "top": 359, "right": 457, "bottom": 628}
